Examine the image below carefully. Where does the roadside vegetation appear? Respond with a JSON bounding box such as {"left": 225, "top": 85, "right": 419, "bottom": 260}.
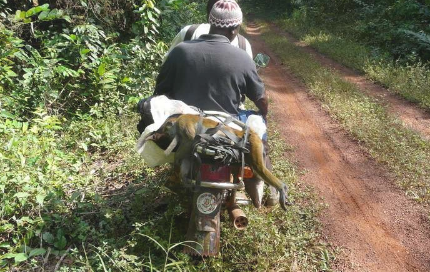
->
{"left": 243, "top": 0, "right": 430, "bottom": 110}
{"left": 251, "top": 21, "right": 430, "bottom": 205}
{"left": 0, "top": 0, "right": 331, "bottom": 270}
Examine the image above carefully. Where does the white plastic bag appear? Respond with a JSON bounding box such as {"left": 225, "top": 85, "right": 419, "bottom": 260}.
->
{"left": 136, "top": 123, "right": 174, "bottom": 167}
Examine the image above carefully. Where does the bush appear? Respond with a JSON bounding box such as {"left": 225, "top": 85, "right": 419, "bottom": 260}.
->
{"left": 0, "top": 0, "right": 209, "bottom": 269}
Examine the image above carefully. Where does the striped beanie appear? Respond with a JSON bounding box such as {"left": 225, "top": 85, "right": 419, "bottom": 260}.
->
{"left": 209, "top": 0, "right": 243, "bottom": 29}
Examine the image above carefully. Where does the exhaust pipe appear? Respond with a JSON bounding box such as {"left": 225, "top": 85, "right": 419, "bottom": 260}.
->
{"left": 228, "top": 204, "right": 248, "bottom": 230}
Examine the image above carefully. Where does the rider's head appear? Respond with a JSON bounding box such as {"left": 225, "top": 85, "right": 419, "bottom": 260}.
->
{"left": 208, "top": 0, "right": 242, "bottom": 42}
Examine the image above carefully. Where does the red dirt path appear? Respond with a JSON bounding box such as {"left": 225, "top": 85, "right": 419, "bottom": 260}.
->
{"left": 245, "top": 22, "right": 430, "bottom": 271}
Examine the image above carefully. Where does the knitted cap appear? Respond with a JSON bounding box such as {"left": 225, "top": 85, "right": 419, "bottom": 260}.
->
{"left": 209, "top": 0, "right": 243, "bottom": 29}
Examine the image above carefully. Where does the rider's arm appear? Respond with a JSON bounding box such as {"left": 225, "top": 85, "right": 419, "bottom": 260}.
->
{"left": 244, "top": 64, "right": 267, "bottom": 118}
{"left": 254, "top": 96, "right": 268, "bottom": 120}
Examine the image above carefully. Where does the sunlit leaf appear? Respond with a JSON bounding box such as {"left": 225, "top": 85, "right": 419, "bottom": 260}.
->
{"left": 36, "top": 194, "right": 46, "bottom": 206}
{"left": 29, "top": 248, "right": 46, "bottom": 258}
{"left": 14, "top": 253, "right": 28, "bottom": 263}
{"left": 14, "top": 192, "right": 30, "bottom": 199}
{"left": 98, "top": 63, "right": 106, "bottom": 76}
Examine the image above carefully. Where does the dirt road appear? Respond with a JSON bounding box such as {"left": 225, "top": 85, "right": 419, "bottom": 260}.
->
{"left": 245, "top": 22, "right": 430, "bottom": 271}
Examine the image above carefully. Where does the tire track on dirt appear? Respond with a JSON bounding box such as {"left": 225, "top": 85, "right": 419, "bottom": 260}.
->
{"left": 244, "top": 22, "right": 430, "bottom": 271}
{"left": 268, "top": 23, "right": 430, "bottom": 141}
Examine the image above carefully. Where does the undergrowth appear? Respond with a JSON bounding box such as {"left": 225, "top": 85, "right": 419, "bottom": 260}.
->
{"left": 256, "top": 22, "right": 430, "bottom": 205}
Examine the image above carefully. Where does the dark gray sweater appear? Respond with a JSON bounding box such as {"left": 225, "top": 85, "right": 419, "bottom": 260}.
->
{"left": 154, "top": 34, "right": 265, "bottom": 115}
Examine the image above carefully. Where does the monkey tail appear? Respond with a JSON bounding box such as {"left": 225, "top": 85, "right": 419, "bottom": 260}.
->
{"left": 247, "top": 133, "right": 290, "bottom": 210}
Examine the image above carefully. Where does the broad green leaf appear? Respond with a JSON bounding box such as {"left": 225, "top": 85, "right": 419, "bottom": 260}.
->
{"left": 0, "top": 242, "right": 10, "bottom": 248}
{"left": 80, "top": 49, "right": 90, "bottom": 56}
{"left": 98, "top": 63, "right": 106, "bottom": 76}
{"left": 63, "top": 15, "right": 71, "bottom": 22}
{"left": 18, "top": 217, "right": 33, "bottom": 224}
{"left": 6, "top": 70, "right": 17, "bottom": 77}
{"left": 15, "top": 10, "right": 25, "bottom": 21}
{"left": 26, "top": 4, "right": 49, "bottom": 17}
{"left": 26, "top": 7, "right": 37, "bottom": 17}
{"left": 42, "top": 232, "right": 54, "bottom": 244}
{"left": 47, "top": 9, "right": 58, "bottom": 19}
{"left": 54, "top": 236, "right": 67, "bottom": 250}
{"left": 14, "top": 192, "right": 30, "bottom": 199}
{"left": 29, "top": 248, "right": 46, "bottom": 257}
{"left": 0, "top": 223, "right": 14, "bottom": 232}
{"left": 1, "top": 253, "right": 16, "bottom": 259}
{"left": 22, "top": 122, "right": 28, "bottom": 133}
{"left": 36, "top": 194, "right": 46, "bottom": 206}
{"left": 38, "top": 10, "right": 49, "bottom": 20}
{"left": 1, "top": 110, "right": 16, "bottom": 119}
{"left": 14, "top": 253, "right": 28, "bottom": 263}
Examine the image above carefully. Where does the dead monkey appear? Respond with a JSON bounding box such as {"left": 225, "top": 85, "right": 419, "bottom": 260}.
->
{"left": 143, "top": 114, "right": 290, "bottom": 210}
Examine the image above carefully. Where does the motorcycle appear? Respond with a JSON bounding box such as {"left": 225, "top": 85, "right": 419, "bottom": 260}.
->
{"left": 180, "top": 54, "right": 274, "bottom": 256}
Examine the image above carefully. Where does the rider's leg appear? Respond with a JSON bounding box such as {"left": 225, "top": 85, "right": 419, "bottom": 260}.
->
{"left": 264, "top": 154, "right": 279, "bottom": 206}
{"left": 244, "top": 175, "right": 264, "bottom": 208}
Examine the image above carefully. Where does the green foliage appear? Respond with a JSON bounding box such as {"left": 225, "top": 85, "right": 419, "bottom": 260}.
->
{"left": 243, "top": 0, "right": 430, "bottom": 62}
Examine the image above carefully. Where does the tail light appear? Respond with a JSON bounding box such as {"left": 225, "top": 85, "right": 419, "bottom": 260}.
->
{"left": 200, "top": 164, "right": 231, "bottom": 182}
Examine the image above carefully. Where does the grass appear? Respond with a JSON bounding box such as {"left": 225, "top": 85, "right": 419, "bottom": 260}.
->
{"left": 276, "top": 17, "right": 430, "bottom": 111}
{"left": 254, "top": 22, "right": 430, "bottom": 205}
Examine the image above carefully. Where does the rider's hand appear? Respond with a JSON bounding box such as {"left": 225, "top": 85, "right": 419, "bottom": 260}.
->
{"left": 254, "top": 96, "right": 268, "bottom": 119}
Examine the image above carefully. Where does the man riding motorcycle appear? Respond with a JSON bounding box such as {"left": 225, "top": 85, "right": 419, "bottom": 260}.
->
{"left": 152, "top": 0, "right": 278, "bottom": 208}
